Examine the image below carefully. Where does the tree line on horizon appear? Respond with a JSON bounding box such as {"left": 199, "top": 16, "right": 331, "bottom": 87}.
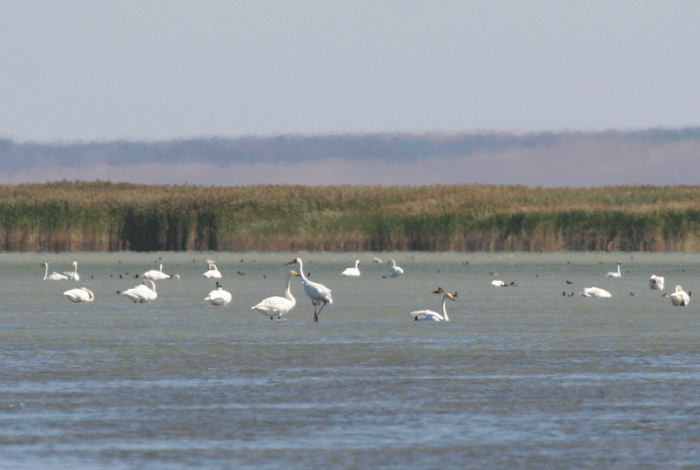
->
{"left": 1, "top": 127, "right": 699, "bottom": 171}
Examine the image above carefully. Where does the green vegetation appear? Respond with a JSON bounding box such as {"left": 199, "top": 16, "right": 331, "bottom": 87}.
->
{"left": 2, "top": 181, "right": 700, "bottom": 252}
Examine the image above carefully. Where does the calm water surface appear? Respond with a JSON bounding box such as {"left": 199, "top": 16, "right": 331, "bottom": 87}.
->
{"left": 2, "top": 251, "right": 700, "bottom": 469}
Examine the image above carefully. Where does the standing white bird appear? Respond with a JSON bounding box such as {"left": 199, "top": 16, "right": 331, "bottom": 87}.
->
{"left": 63, "top": 287, "right": 94, "bottom": 303}
{"left": 63, "top": 261, "right": 80, "bottom": 281}
{"left": 670, "top": 285, "right": 690, "bottom": 306}
{"left": 284, "top": 258, "right": 333, "bottom": 323}
{"left": 118, "top": 280, "right": 158, "bottom": 303}
{"left": 606, "top": 261, "right": 622, "bottom": 278}
{"left": 205, "top": 282, "right": 232, "bottom": 306}
{"left": 341, "top": 260, "right": 361, "bottom": 277}
{"left": 581, "top": 287, "right": 612, "bottom": 298}
{"left": 387, "top": 259, "right": 404, "bottom": 278}
{"left": 43, "top": 262, "right": 69, "bottom": 281}
{"left": 143, "top": 263, "right": 171, "bottom": 280}
{"left": 251, "top": 270, "right": 300, "bottom": 319}
{"left": 649, "top": 275, "right": 665, "bottom": 290}
{"left": 411, "top": 288, "right": 457, "bottom": 321}
{"left": 203, "top": 260, "right": 222, "bottom": 279}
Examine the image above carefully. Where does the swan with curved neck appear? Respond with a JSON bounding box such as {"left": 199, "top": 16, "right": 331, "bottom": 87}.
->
{"left": 118, "top": 280, "right": 158, "bottom": 303}
{"left": 387, "top": 259, "right": 404, "bottom": 278}
{"left": 63, "top": 287, "right": 94, "bottom": 303}
{"left": 606, "top": 261, "right": 622, "bottom": 278}
{"left": 252, "top": 270, "right": 300, "bottom": 319}
{"left": 43, "top": 262, "right": 68, "bottom": 281}
{"left": 411, "top": 288, "right": 457, "bottom": 322}
{"left": 341, "top": 260, "right": 361, "bottom": 277}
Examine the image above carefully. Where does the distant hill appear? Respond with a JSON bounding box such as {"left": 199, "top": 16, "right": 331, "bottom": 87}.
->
{"left": 1, "top": 128, "right": 699, "bottom": 186}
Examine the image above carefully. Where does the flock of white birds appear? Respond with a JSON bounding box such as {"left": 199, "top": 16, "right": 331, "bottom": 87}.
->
{"left": 562, "top": 261, "right": 690, "bottom": 306}
{"left": 44, "top": 257, "right": 691, "bottom": 322}
{"left": 43, "top": 256, "right": 415, "bottom": 323}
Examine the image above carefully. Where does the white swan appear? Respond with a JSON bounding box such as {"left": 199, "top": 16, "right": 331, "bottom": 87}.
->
{"left": 491, "top": 280, "right": 505, "bottom": 286}
{"left": 63, "top": 261, "right": 80, "bottom": 281}
{"left": 411, "top": 288, "right": 457, "bottom": 321}
{"left": 284, "top": 258, "right": 333, "bottom": 322}
{"left": 649, "top": 275, "right": 665, "bottom": 290}
{"left": 203, "top": 260, "right": 222, "bottom": 279}
{"left": 341, "top": 260, "right": 361, "bottom": 277}
{"left": 205, "top": 282, "right": 232, "bottom": 306}
{"left": 143, "top": 263, "right": 171, "bottom": 280}
{"left": 63, "top": 287, "right": 94, "bottom": 303}
{"left": 43, "top": 262, "right": 69, "bottom": 280}
{"left": 606, "top": 261, "right": 622, "bottom": 278}
{"left": 670, "top": 285, "right": 690, "bottom": 306}
{"left": 251, "top": 270, "right": 300, "bottom": 319}
{"left": 387, "top": 259, "right": 404, "bottom": 278}
{"left": 118, "top": 280, "right": 158, "bottom": 303}
{"left": 581, "top": 287, "right": 612, "bottom": 298}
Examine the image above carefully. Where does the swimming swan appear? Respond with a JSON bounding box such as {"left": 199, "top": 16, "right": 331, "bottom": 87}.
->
{"left": 118, "top": 280, "right": 158, "bottom": 303}
{"left": 581, "top": 287, "right": 612, "bottom": 298}
{"left": 649, "top": 275, "right": 665, "bottom": 290}
{"left": 670, "top": 285, "right": 690, "bottom": 306}
{"left": 386, "top": 259, "right": 404, "bottom": 278}
{"left": 411, "top": 288, "right": 457, "bottom": 321}
{"left": 43, "top": 262, "right": 68, "bottom": 281}
{"left": 203, "top": 260, "right": 222, "bottom": 279}
{"left": 63, "top": 287, "right": 94, "bottom": 303}
{"left": 143, "top": 263, "right": 172, "bottom": 280}
{"left": 341, "top": 260, "right": 361, "bottom": 277}
{"left": 606, "top": 261, "right": 622, "bottom": 278}
{"left": 63, "top": 261, "right": 80, "bottom": 281}
{"left": 205, "top": 282, "right": 232, "bottom": 306}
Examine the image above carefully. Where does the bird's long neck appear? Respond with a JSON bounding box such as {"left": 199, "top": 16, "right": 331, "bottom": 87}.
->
{"left": 284, "top": 276, "right": 296, "bottom": 303}
{"left": 441, "top": 295, "right": 450, "bottom": 321}
{"left": 296, "top": 260, "right": 309, "bottom": 283}
{"left": 86, "top": 289, "right": 94, "bottom": 301}
{"left": 355, "top": 260, "right": 360, "bottom": 268}
{"left": 617, "top": 264, "right": 621, "bottom": 275}
{"left": 44, "top": 264, "right": 48, "bottom": 279}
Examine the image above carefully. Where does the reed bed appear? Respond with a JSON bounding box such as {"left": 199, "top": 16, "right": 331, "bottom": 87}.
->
{"left": 2, "top": 181, "right": 700, "bottom": 252}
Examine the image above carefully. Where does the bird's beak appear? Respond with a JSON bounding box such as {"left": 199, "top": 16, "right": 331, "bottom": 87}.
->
{"left": 284, "top": 259, "right": 296, "bottom": 266}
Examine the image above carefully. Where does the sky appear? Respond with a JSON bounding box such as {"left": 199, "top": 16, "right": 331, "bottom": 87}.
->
{"left": 2, "top": 1, "right": 699, "bottom": 144}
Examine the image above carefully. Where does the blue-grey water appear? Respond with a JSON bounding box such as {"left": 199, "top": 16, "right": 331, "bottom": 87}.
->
{"left": 2, "top": 251, "right": 700, "bottom": 469}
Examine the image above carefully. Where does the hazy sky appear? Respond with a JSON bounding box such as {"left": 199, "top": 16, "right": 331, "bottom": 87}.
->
{"left": 2, "top": 1, "right": 699, "bottom": 144}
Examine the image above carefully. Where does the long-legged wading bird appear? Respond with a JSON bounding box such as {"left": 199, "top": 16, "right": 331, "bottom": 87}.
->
{"left": 251, "top": 270, "right": 300, "bottom": 319}
{"left": 205, "top": 282, "right": 232, "bottom": 306}
{"left": 63, "top": 287, "right": 94, "bottom": 303}
{"left": 118, "top": 280, "right": 158, "bottom": 303}
{"left": 410, "top": 287, "right": 457, "bottom": 322}
{"left": 284, "top": 258, "right": 332, "bottom": 323}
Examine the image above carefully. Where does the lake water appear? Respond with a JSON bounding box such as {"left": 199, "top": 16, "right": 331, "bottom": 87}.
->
{"left": 2, "top": 251, "right": 700, "bottom": 469}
